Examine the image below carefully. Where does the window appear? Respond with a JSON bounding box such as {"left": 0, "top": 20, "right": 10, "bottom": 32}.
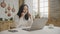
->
{"left": 33, "top": 0, "right": 48, "bottom": 18}
{"left": 40, "top": 0, "right": 48, "bottom": 18}
{"left": 33, "top": 0, "right": 38, "bottom": 12}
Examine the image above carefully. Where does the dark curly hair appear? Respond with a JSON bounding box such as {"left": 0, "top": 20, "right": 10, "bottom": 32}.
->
{"left": 17, "top": 4, "right": 29, "bottom": 20}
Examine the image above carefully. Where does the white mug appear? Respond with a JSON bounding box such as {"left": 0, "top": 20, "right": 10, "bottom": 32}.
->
{"left": 48, "top": 24, "right": 54, "bottom": 29}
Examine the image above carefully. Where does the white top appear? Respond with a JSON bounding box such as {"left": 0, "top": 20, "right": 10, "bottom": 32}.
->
{"left": 13, "top": 15, "right": 33, "bottom": 28}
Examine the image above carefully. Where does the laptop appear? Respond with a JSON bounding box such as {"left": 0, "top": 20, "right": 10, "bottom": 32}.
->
{"left": 22, "top": 17, "right": 48, "bottom": 31}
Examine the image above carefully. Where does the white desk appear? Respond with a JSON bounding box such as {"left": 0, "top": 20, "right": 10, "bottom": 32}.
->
{"left": 0, "top": 26, "right": 60, "bottom": 34}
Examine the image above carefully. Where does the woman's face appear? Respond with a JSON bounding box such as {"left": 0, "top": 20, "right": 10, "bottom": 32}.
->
{"left": 23, "top": 6, "right": 28, "bottom": 14}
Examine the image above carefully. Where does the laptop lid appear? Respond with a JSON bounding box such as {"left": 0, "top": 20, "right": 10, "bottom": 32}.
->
{"left": 30, "top": 17, "right": 48, "bottom": 30}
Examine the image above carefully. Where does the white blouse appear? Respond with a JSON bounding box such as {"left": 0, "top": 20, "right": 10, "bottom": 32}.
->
{"left": 13, "top": 15, "right": 33, "bottom": 28}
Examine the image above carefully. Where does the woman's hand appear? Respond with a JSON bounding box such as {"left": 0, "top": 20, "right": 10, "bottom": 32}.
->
{"left": 21, "top": 13, "right": 25, "bottom": 17}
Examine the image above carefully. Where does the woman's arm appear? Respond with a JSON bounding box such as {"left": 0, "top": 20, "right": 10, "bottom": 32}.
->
{"left": 27, "top": 13, "right": 33, "bottom": 27}
{"left": 28, "top": 12, "right": 32, "bottom": 19}
{"left": 13, "top": 15, "right": 20, "bottom": 28}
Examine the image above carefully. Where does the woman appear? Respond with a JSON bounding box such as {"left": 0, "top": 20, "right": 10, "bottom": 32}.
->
{"left": 14, "top": 4, "right": 33, "bottom": 28}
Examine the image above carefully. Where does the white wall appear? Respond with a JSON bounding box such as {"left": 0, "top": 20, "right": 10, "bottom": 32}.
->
{"left": 0, "top": 0, "right": 19, "bottom": 19}
{"left": 49, "top": 0, "right": 60, "bottom": 19}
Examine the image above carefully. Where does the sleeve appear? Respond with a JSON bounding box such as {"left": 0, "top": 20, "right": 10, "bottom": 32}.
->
{"left": 27, "top": 15, "right": 33, "bottom": 27}
{"left": 13, "top": 15, "right": 20, "bottom": 27}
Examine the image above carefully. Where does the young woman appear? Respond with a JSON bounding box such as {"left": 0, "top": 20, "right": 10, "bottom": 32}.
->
{"left": 14, "top": 4, "right": 33, "bottom": 28}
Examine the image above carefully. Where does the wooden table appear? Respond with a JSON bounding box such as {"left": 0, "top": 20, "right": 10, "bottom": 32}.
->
{"left": 0, "top": 21, "right": 14, "bottom": 32}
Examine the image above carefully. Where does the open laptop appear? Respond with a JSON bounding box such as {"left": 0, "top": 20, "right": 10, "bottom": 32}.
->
{"left": 22, "top": 17, "right": 48, "bottom": 31}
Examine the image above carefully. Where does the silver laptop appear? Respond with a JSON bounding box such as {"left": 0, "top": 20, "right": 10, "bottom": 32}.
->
{"left": 22, "top": 17, "right": 48, "bottom": 31}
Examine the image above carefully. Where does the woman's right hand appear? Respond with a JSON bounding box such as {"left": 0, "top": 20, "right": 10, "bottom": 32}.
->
{"left": 21, "top": 13, "right": 25, "bottom": 17}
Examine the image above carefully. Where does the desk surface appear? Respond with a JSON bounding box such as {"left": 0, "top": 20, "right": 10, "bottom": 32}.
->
{"left": 0, "top": 26, "right": 60, "bottom": 34}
